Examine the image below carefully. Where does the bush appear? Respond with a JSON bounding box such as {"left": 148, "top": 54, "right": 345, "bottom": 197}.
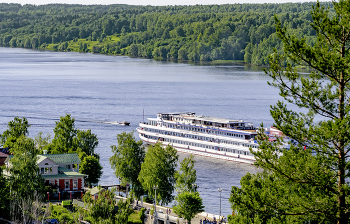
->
{"left": 139, "top": 207, "right": 146, "bottom": 224}
{"left": 49, "top": 204, "right": 74, "bottom": 223}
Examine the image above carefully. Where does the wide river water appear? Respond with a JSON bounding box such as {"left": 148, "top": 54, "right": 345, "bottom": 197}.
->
{"left": 0, "top": 47, "right": 281, "bottom": 217}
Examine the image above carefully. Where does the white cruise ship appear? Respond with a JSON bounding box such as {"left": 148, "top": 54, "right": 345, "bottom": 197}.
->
{"left": 136, "top": 112, "right": 259, "bottom": 164}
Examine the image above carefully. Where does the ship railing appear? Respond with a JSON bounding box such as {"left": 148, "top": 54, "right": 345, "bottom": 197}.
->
{"left": 139, "top": 127, "right": 257, "bottom": 147}
{"left": 144, "top": 120, "right": 257, "bottom": 135}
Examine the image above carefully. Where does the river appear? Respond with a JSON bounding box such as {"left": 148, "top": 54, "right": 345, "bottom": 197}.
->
{"left": 0, "top": 47, "right": 280, "bottom": 217}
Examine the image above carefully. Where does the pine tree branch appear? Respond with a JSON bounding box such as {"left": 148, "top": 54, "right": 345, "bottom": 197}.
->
{"left": 273, "top": 73, "right": 337, "bottom": 119}
{"left": 261, "top": 157, "right": 338, "bottom": 195}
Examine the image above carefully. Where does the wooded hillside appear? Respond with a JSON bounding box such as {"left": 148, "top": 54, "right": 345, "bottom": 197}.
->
{"left": 0, "top": 2, "right": 333, "bottom": 65}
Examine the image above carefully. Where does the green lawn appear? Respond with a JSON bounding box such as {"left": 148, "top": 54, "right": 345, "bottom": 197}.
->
{"left": 128, "top": 210, "right": 143, "bottom": 224}
{"left": 44, "top": 35, "right": 121, "bottom": 52}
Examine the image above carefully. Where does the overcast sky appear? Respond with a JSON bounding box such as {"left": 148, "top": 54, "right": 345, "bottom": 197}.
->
{"left": 1, "top": 0, "right": 326, "bottom": 6}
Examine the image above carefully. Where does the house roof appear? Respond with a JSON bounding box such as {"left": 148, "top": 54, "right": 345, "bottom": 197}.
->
{"left": 39, "top": 153, "right": 81, "bottom": 165}
{"left": 43, "top": 167, "right": 86, "bottom": 179}
{"left": 6, "top": 153, "right": 81, "bottom": 165}
{"left": 89, "top": 186, "right": 105, "bottom": 196}
{"left": 37, "top": 155, "right": 48, "bottom": 164}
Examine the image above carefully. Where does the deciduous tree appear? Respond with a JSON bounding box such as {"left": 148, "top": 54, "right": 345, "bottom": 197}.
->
{"left": 80, "top": 156, "right": 103, "bottom": 188}
{"left": 109, "top": 132, "right": 145, "bottom": 198}
{"left": 34, "top": 131, "right": 51, "bottom": 153}
{"left": 83, "top": 187, "right": 117, "bottom": 223}
{"left": 51, "top": 114, "right": 99, "bottom": 157}
{"left": 0, "top": 116, "right": 30, "bottom": 149}
{"left": 138, "top": 143, "right": 178, "bottom": 205}
{"left": 7, "top": 136, "right": 44, "bottom": 199}
{"left": 173, "top": 191, "right": 204, "bottom": 224}
{"left": 51, "top": 114, "right": 77, "bottom": 154}
{"left": 0, "top": 166, "right": 10, "bottom": 220}
{"left": 6, "top": 136, "right": 45, "bottom": 223}
{"left": 115, "top": 197, "right": 134, "bottom": 224}
{"left": 174, "top": 155, "right": 197, "bottom": 193}
{"left": 173, "top": 155, "right": 204, "bottom": 224}
{"left": 75, "top": 129, "right": 99, "bottom": 157}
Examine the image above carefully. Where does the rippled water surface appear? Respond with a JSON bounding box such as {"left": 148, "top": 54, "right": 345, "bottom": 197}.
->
{"left": 0, "top": 47, "right": 280, "bottom": 216}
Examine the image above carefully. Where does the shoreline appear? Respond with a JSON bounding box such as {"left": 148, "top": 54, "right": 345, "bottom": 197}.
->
{"left": 0, "top": 45, "right": 267, "bottom": 68}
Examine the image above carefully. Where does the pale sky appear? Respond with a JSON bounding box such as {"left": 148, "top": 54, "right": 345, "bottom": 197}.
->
{"left": 0, "top": 0, "right": 325, "bottom": 6}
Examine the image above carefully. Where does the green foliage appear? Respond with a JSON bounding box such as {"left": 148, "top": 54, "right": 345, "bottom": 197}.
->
{"left": 173, "top": 155, "right": 203, "bottom": 224}
{"left": 7, "top": 136, "right": 44, "bottom": 200}
{"left": 51, "top": 114, "right": 77, "bottom": 154}
{"left": 175, "top": 155, "right": 197, "bottom": 193}
{"left": 138, "top": 143, "right": 178, "bottom": 205}
{"left": 42, "top": 114, "right": 102, "bottom": 188}
{"left": 34, "top": 131, "right": 52, "bottom": 153}
{"left": 50, "top": 114, "right": 101, "bottom": 186}
{"left": 138, "top": 207, "right": 146, "bottom": 224}
{"left": 82, "top": 189, "right": 134, "bottom": 224}
{"left": 74, "top": 129, "right": 99, "bottom": 156}
{"left": 7, "top": 136, "right": 47, "bottom": 223}
{"left": 0, "top": 116, "right": 30, "bottom": 149}
{"left": 80, "top": 155, "right": 103, "bottom": 187}
{"left": 51, "top": 114, "right": 99, "bottom": 156}
{"left": 128, "top": 210, "right": 143, "bottom": 224}
{"left": 49, "top": 204, "right": 75, "bottom": 224}
{"left": 10, "top": 191, "right": 50, "bottom": 224}
{"left": 230, "top": 0, "right": 350, "bottom": 223}
{"left": 0, "top": 3, "right": 334, "bottom": 65}
{"left": 115, "top": 197, "right": 133, "bottom": 224}
{"left": 83, "top": 188, "right": 117, "bottom": 223}
{"left": 173, "top": 191, "right": 204, "bottom": 224}
{"left": 149, "top": 206, "right": 154, "bottom": 216}
{"left": 0, "top": 117, "right": 50, "bottom": 222}
{"left": 109, "top": 132, "right": 145, "bottom": 198}
{"left": 0, "top": 166, "right": 10, "bottom": 219}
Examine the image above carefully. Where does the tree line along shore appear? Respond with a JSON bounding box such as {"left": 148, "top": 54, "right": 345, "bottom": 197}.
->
{"left": 0, "top": 2, "right": 332, "bottom": 65}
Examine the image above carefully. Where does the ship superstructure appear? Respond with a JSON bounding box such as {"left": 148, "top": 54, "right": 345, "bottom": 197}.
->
{"left": 136, "top": 112, "right": 259, "bottom": 164}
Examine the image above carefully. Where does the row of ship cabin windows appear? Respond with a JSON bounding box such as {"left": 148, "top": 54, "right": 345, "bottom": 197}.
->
{"left": 149, "top": 122, "right": 248, "bottom": 139}
{"left": 143, "top": 134, "right": 256, "bottom": 153}
{"left": 175, "top": 126, "right": 247, "bottom": 138}
{"left": 171, "top": 118, "right": 244, "bottom": 128}
{"left": 145, "top": 127, "right": 246, "bottom": 139}
{"left": 143, "top": 128, "right": 258, "bottom": 148}
{"left": 163, "top": 137, "right": 251, "bottom": 156}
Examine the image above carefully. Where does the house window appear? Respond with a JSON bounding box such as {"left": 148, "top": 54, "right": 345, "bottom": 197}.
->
{"left": 73, "top": 180, "right": 78, "bottom": 189}
{"left": 45, "top": 167, "right": 49, "bottom": 174}
{"left": 50, "top": 167, "right": 53, "bottom": 173}
{"left": 66, "top": 165, "right": 71, "bottom": 169}
{"left": 65, "top": 181, "right": 70, "bottom": 190}
{"left": 41, "top": 168, "right": 44, "bottom": 174}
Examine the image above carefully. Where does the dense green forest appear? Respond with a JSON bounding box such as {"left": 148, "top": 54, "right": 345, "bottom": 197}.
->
{"left": 0, "top": 2, "right": 333, "bottom": 65}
